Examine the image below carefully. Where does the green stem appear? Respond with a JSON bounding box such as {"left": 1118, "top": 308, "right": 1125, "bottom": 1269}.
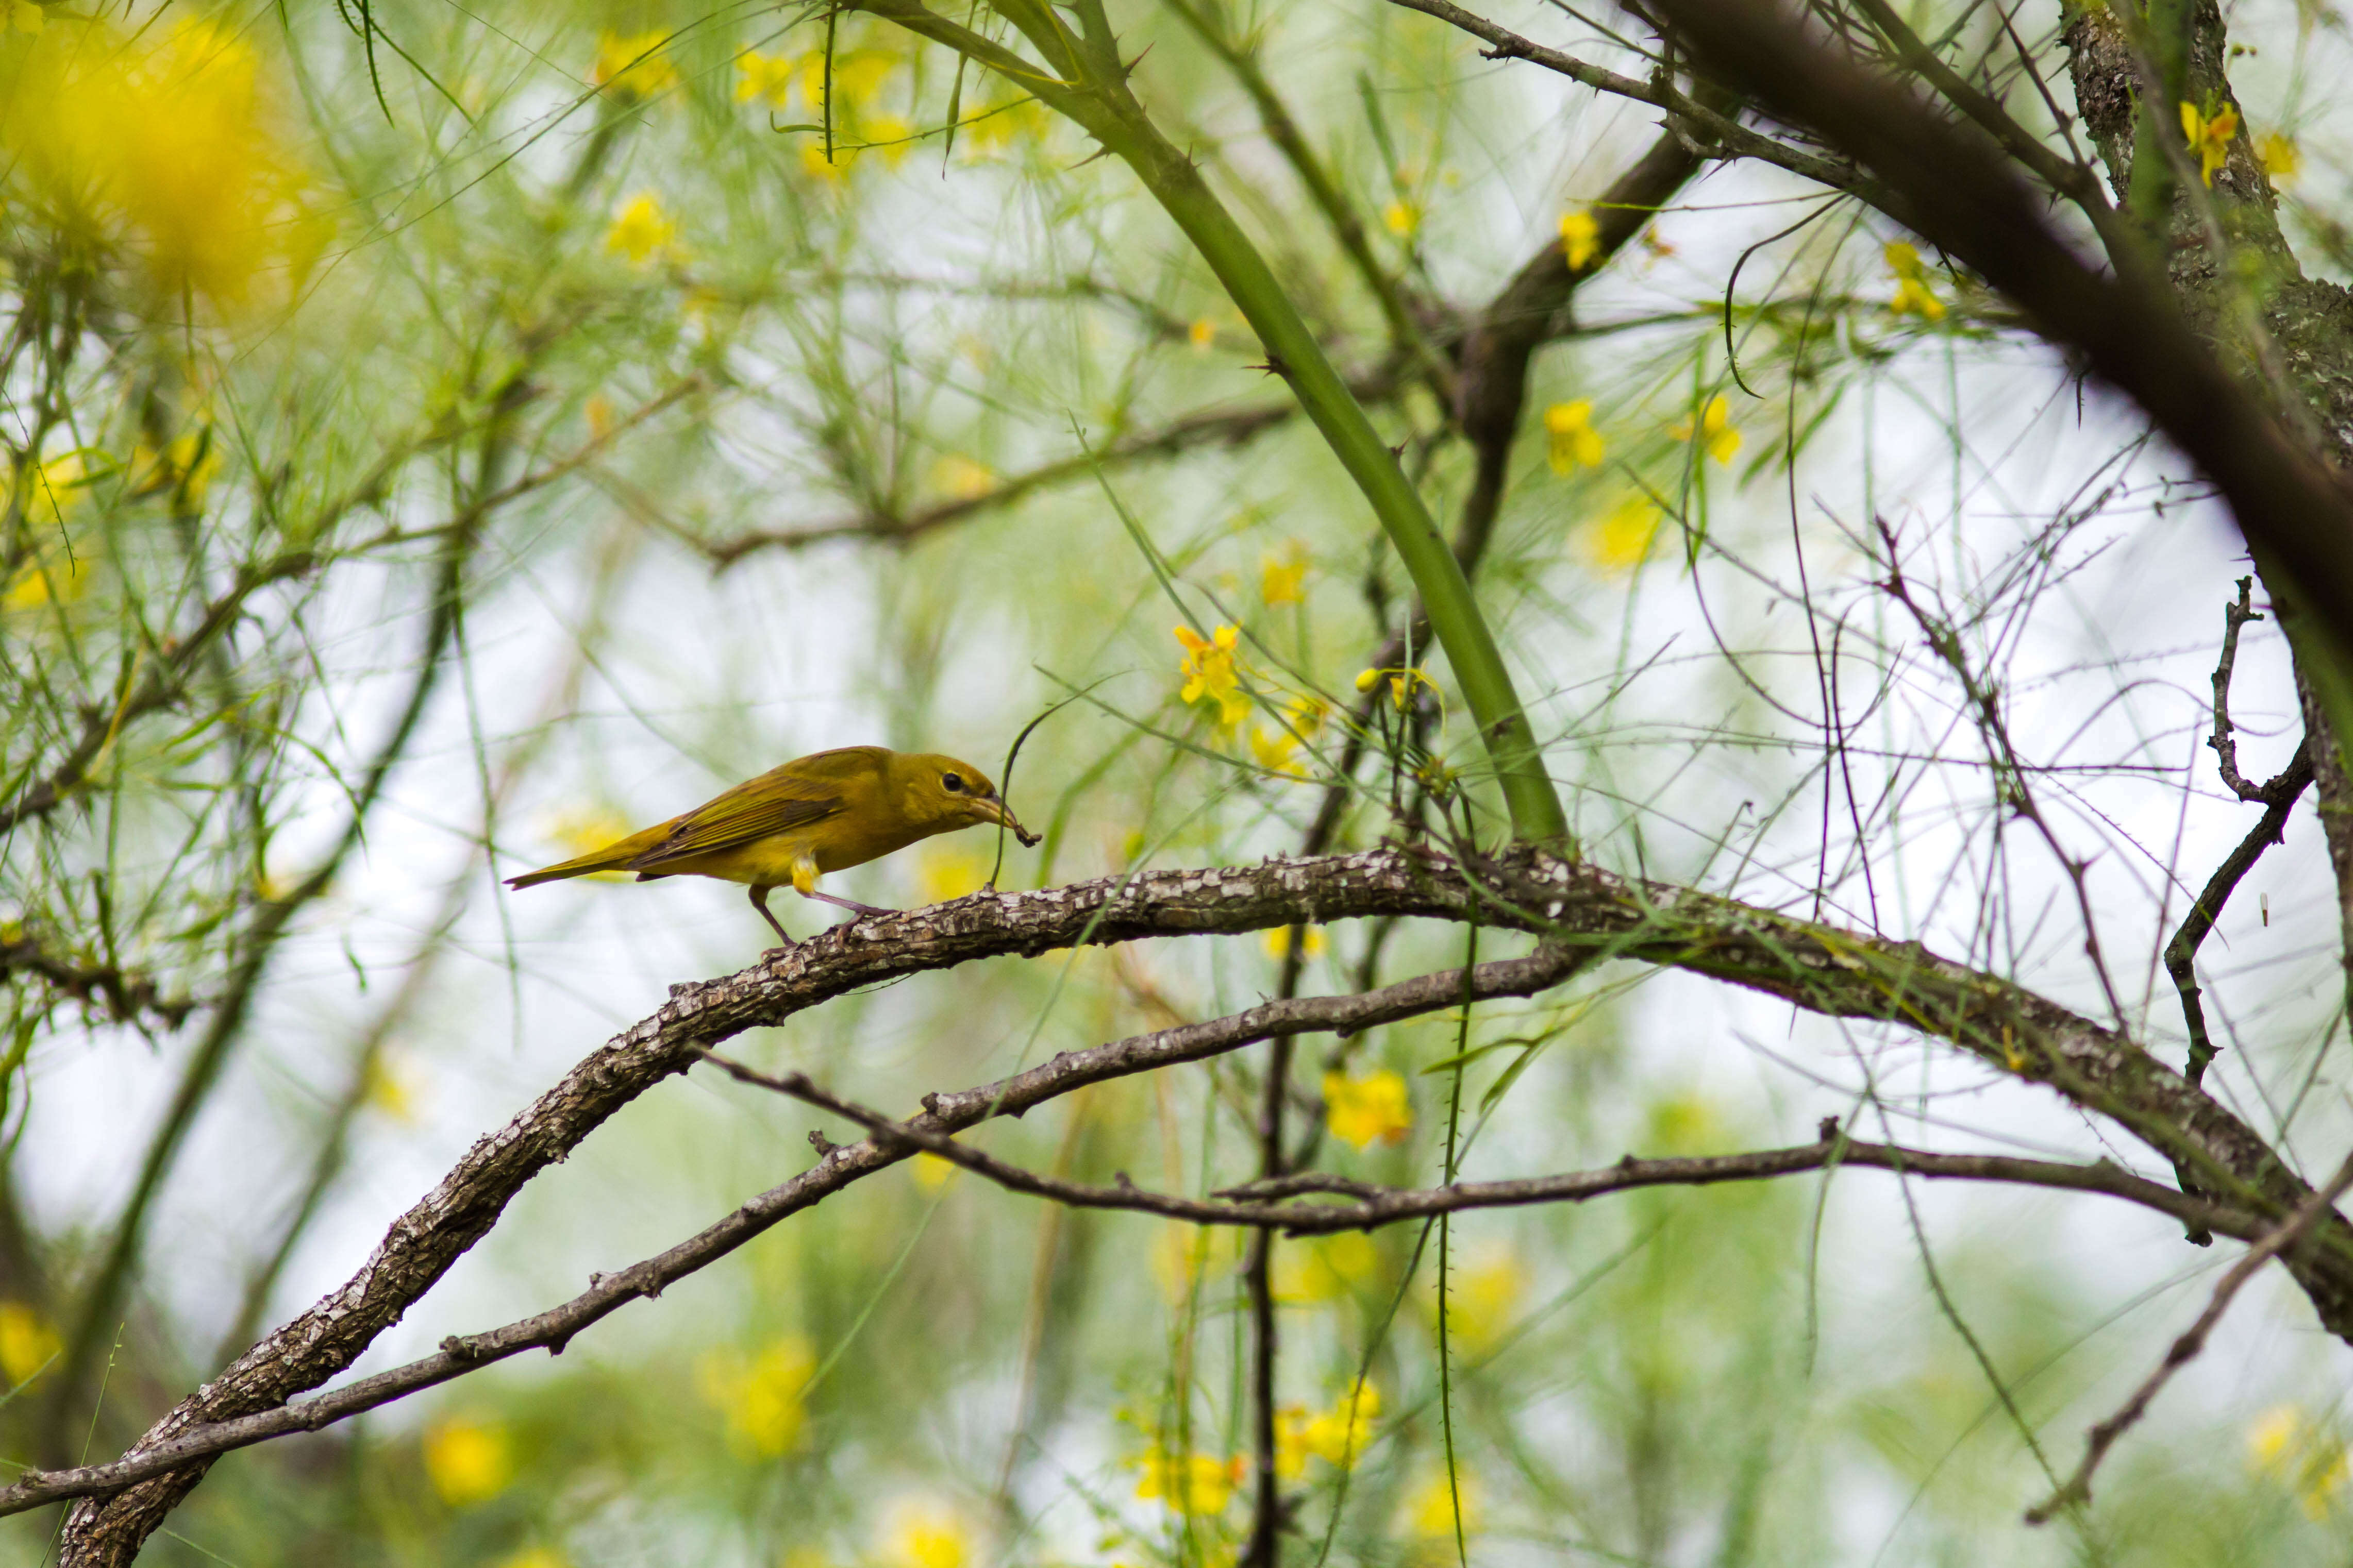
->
{"left": 858, "top": 0, "right": 1571, "bottom": 847}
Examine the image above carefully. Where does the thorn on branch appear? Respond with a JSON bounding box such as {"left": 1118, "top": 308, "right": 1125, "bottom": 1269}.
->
{"left": 808, "top": 1129, "right": 839, "bottom": 1156}
{"left": 1817, "top": 1116, "right": 1842, "bottom": 1142}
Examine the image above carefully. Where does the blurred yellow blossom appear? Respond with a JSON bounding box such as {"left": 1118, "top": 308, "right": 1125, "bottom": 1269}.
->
{"left": 2260, "top": 131, "right": 2301, "bottom": 182}
{"left": 1645, "top": 1092, "right": 1725, "bottom": 1154}
{"left": 835, "top": 51, "right": 896, "bottom": 109}
{"left": 2, "top": 16, "right": 326, "bottom": 307}
{"left": 1405, "top": 1470, "right": 1482, "bottom": 1540}
{"left": 2250, "top": 1404, "right": 2350, "bottom": 1518}
{"left": 363, "top": 1051, "right": 423, "bottom": 1124}
{"left": 1274, "top": 1230, "right": 1377, "bottom": 1302}
{"left": 800, "top": 140, "right": 858, "bottom": 181}
{"left": 1885, "top": 241, "right": 1946, "bottom": 321}
{"left": 1383, "top": 200, "right": 1419, "bottom": 237}
{"left": 1135, "top": 1447, "right": 1244, "bottom": 1514}
{"left": 1581, "top": 492, "right": 1664, "bottom": 574}
{"left": 0, "top": 1302, "right": 60, "bottom": 1384}
{"left": 9, "top": 2, "right": 43, "bottom": 35}
{"left": 1323, "top": 1070, "right": 1411, "bottom": 1149}
{"left": 2, "top": 549, "right": 92, "bottom": 611}
{"left": 917, "top": 844, "right": 991, "bottom": 904}
{"left": 1278, "top": 1381, "right": 1381, "bottom": 1477}
{"left": 2181, "top": 100, "right": 2238, "bottom": 187}
{"left": 1671, "top": 393, "right": 1742, "bottom": 465}
{"left": 699, "top": 1336, "right": 816, "bottom": 1457}
{"left": 881, "top": 1498, "right": 974, "bottom": 1568}
{"left": 1262, "top": 924, "right": 1327, "bottom": 960}
{"left": 1442, "top": 1243, "right": 1526, "bottom": 1349}
{"left": 736, "top": 48, "right": 795, "bottom": 108}
{"left": 783, "top": 1550, "right": 833, "bottom": 1568}
{"left": 585, "top": 394, "right": 618, "bottom": 441}
{"left": 1260, "top": 548, "right": 1308, "bottom": 606}
{"left": 932, "top": 455, "right": 995, "bottom": 499}
{"left": 864, "top": 114, "right": 913, "bottom": 164}
{"left": 592, "top": 30, "right": 679, "bottom": 97}
{"left": 494, "top": 1551, "right": 566, "bottom": 1568}
{"left": 1189, "top": 316, "right": 1217, "bottom": 351}
{"left": 541, "top": 805, "right": 633, "bottom": 880}
{"left": 423, "top": 1415, "right": 513, "bottom": 1506}
{"left": 909, "top": 1152, "right": 959, "bottom": 1191}
{"left": 1543, "top": 400, "right": 1605, "bottom": 473}
{"left": 957, "top": 95, "right": 1050, "bottom": 154}
{"left": 1250, "top": 726, "right": 1307, "bottom": 779}
{"left": 1175, "top": 624, "right": 1251, "bottom": 732}
{"left": 605, "top": 192, "right": 680, "bottom": 267}
{"left": 1559, "top": 208, "right": 1599, "bottom": 271}
{"left": 1152, "top": 1223, "right": 1234, "bottom": 1302}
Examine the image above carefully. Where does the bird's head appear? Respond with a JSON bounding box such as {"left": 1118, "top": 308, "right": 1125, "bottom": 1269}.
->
{"left": 894, "top": 751, "right": 1040, "bottom": 846}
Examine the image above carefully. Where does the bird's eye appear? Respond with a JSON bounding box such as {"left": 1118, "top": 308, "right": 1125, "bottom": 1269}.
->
{"left": 941, "top": 773, "right": 964, "bottom": 793}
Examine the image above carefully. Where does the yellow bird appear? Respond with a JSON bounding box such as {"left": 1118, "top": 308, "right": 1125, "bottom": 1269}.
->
{"left": 505, "top": 745, "right": 1038, "bottom": 947}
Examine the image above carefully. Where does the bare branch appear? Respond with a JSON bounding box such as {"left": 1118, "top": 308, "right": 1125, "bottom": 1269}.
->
{"left": 714, "top": 1061, "right": 2260, "bottom": 1241}
{"left": 2028, "top": 1147, "right": 2353, "bottom": 1523}
{"left": 58, "top": 841, "right": 2353, "bottom": 1552}
{"left": 18, "top": 940, "right": 1586, "bottom": 1520}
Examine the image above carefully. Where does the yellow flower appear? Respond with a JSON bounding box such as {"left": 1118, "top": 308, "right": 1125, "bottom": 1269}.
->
{"left": 1188, "top": 316, "right": 1217, "bottom": 351}
{"left": 422, "top": 1415, "right": 513, "bottom": 1506}
{"left": 1323, "top": 1070, "right": 1411, "bottom": 1150}
{"left": 494, "top": 1551, "right": 566, "bottom": 1568}
{"left": 917, "top": 844, "right": 990, "bottom": 904}
{"left": 1559, "top": 208, "right": 1599, "bottom": 271}
{"left": 881, "top": 1498, "right": 974, "bottom": 1568}
{"left": 864, "top": 114, "right": 914, "bottom": 165}
{"left": 2260, "top": 131, "right": 2300, "bottom": 183}
{"left": 1353, "top": 665, "right": 1431, "bottom": 713}
{"left": 932, "top": 455, "right": 995, "bottom": 499}
{"left": 800, "top": 140, "right": 857, "bottom": 181}
{"left": 1543, "top": 400, "right": 1605, "bottom": 473}
{"left": 1249, "top": 726, "right": 1306, "bottom": 779}
{"left": 1, "top": 17, "right": 326, "bottom": 307}
{"left": 1259, "top": 548, "right": 1308, "bottom": 606}
{"left": 1581, "top": 492, "right": 1663, "bottom": 574}
{"left": 1441, "top": 1243, "right": 1526, "bottom": 1349}
{"left": 592, "top": 30, "right": 679, "bottom": 97}
{"left": 0, "top": 1302, "right": 61, "bottom": 1385}
{"left": 2250, "top": 1404, "right": 2351, "bottom": 1519}
{"left": 1884, "top": 241, "right": 1946, "bottom": 320}
{"left": 832, "top": 51, "right": 895, "bottom": 111}
{"left": 2181, "top": 100, "right": 2239, "bottom": 188}
{"left": 1277, "top": 1381, "right": 1381, "bottom": 1476}
{"left": 9, "top": 2, "right": 44, "bottom": 35}
{"left": 736, "top": 49, "right": 795, "bottom": 108}
{"left": 2, "top": 551, "right": 92, "bottom": 611}
{"left": 1670, "top": 393, "right": 1742, "bottom": 465}
{"left": 1645, "top": 1092, "right": 1724, "bottom": 1154}
{"left": 1383, "top": 200, "right": 1419, "bottom": 237}
{"left": 909, "top": 1152, "right": 959, "bottom": 1191}
{"left": 1134, "top": 1448, "right": 1245, "bottom": 1514}
{"left": 1273, "top": 1230, "right": 1377, "bottom": 1302}
{"left": 605, "top": 192, "right": 679, "bottom": 267}
{"left": 1152, "top": 1223, "right": 1234, "bottom": 1302}
{"left": 1405, "top": 1470, "right": 1481, "bottom": 1540}
{"left": 1262, "top": 924, "right": 1328, "bottom": 960}
{"left": 1175, "top": 623, "right": 1251, "bottom": 732}
{"left": 698, "top": 1336, "right": 817, "bottom": 1456}
{"left": 541, "top": 805, "right": 634, "bottom": 880}
{"left": 363, "top": 1052, "right": 422, "bottom": 1124}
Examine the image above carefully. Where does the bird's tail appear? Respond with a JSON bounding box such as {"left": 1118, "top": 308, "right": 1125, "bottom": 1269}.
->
{"left": 505, "top": 823, "right": 668, "bottom": 888}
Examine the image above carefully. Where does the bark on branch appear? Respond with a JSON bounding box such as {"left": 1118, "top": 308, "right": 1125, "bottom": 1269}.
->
{"left": 55, "top": 842, "right": 2353, "bottom": 1558}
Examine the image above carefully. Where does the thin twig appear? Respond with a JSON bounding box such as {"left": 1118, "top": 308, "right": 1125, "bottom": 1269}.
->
{"left": 2027, "top": 1146, "right": 2353, "bottom": 1523}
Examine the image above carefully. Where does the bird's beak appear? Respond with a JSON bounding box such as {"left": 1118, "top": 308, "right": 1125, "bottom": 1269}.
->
{"left": 977, "top": 796, "right": 1041, "bottom": 848}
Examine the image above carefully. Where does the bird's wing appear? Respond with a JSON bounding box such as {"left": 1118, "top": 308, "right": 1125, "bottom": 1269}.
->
{"left": 625, "top": 772, "right": 848, "bottom": 870}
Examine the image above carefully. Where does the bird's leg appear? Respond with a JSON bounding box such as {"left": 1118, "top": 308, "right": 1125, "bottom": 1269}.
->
{"left": 805, "top": 888, "right": 894, "bottom": 918}
{"left": 749, "top": 885, "right": 795, "bottom": 949}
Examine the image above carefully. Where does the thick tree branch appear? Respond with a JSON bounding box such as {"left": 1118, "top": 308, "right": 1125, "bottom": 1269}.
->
{"left": 24, "top": 939, "right": 1587, "bottom": 1524}
{"left": 58, "top": 841, "right": 2353, "bottom": 1554}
